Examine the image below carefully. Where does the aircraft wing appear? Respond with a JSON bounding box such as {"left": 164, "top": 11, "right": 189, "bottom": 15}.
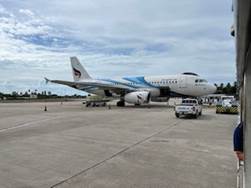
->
{"left": 45, "top": 77, "right": 135, "bottom": 93}
{"left": 45, "top": 78, "right": 77, "bottom": 88}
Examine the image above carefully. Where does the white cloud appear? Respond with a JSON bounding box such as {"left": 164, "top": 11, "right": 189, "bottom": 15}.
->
{"left": 0, "top": 0, "right": 235, "bottom": 94}
{"left": 19, "top": 9, "right": 34, "bottom": 17}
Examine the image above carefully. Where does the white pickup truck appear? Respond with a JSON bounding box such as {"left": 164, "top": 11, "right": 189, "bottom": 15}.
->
{"left": 175, "top": 98, "right": 202, "bottom": 118}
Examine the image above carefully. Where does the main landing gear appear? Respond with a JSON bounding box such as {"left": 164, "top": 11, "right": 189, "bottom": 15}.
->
{"left": 117, "top": 100, "right": 125, "bottom": 107}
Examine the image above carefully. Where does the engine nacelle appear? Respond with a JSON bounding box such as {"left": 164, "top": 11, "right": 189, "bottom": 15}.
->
{"left": 124, "top": 91, "right": 150, "bottom": 105}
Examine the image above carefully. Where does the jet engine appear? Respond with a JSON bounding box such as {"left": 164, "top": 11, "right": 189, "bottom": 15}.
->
{"left": 124, "top": 91, "right": 150, "bottom": 105}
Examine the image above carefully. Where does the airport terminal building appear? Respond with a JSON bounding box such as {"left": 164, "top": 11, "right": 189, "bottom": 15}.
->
{"left": 235, "top": 0, "right": 251, "bottom": 187}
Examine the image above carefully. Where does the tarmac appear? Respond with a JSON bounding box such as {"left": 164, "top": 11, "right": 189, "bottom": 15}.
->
{"left": 0, "top": 101, "right": 237, "bottom": 188}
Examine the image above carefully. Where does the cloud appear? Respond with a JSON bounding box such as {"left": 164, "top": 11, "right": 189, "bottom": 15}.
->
{"left": 19, "top": 9, "right": 34, "bottom": 17}
{"left": 0, "top": 0, "right": 235, "bottom": 94}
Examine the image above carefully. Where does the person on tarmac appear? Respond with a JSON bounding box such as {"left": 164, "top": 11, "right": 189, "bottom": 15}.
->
{"left": 233, "top": 121, "right": 244, "bottom": 161}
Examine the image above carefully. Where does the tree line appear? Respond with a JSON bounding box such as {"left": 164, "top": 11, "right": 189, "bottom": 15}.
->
{"left": 0, "top": 81, "right": 238, "bottom": 100}
{"left": 214, "top": 82, "right": 238, "bottom": 96}
{"left": 0, "top": 90, "right": 84, "bottom": 100}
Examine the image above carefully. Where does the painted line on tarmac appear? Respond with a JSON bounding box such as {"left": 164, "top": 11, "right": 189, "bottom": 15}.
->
{"left": 51, "top": 120, "right": 181, "bottom": 188}
{"left": 0, "top": 117, "right": 60, "bottom": 133}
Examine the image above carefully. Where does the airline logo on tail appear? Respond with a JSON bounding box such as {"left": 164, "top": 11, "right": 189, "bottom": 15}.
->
{"left": 73, "top": 68, "right": 81, "bottom": 78}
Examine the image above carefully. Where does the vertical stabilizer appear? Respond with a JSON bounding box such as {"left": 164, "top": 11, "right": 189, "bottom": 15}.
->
{"left": 70, "top": 57, "right": 92, "bottom": 81}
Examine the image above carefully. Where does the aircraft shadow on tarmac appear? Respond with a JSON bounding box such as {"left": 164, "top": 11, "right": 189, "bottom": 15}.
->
{"left": 114, "top": 104, "right": 173, "bottom": 109}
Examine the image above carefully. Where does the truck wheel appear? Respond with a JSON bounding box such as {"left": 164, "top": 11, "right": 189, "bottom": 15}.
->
{"left": 194, "top": 112, "right": 198, "bottom": 119}
{"left": 175, "top": 113, "right": 180, "bottom": 118}
{"left": 199, "top": 111, "right": 202, "bottom": 116}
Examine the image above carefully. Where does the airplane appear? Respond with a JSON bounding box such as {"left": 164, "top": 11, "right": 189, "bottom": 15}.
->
{"left": 45, "top": 57, "right": 216, "bottom": 106}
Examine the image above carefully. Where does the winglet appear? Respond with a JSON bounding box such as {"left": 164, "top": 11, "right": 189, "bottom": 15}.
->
{"left": 44, "top": 77, "right": 50, "bottom": 84}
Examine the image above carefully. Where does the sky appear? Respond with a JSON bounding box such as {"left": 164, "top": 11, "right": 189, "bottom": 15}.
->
{"left": 0, "top": 0, "right": 235, "bottom": 95}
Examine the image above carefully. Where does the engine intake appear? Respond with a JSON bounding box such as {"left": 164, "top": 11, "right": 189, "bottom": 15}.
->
{"left": 124, "top": 91, "right": 150, "bottom": 105}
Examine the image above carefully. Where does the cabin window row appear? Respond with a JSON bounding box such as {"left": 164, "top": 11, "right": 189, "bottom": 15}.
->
{"left": 151, "top": 80, "right": 178, "bottom": 84}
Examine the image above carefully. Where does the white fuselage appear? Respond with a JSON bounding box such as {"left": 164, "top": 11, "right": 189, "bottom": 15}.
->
{"left": 85, "top": 74, "right": 216, "bottom": 98}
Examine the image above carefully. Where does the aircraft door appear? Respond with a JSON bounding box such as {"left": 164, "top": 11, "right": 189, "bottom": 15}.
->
{"left": 179, "top": 77, "right": 187, "bottom": 88}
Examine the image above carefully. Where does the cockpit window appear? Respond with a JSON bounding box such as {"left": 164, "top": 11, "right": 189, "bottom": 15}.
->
{"left": 195, "top": 79, "right": 208, "bottom": 83}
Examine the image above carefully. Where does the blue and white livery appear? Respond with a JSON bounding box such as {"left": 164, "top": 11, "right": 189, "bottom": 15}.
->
{"left": 45, "top": 57, "right": 216, "bottom": 106}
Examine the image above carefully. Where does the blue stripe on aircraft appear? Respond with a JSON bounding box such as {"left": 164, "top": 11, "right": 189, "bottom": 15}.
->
{"left": 99, "top": 78, "right": 138, "bottom": 89}
{"left": 122, "top": 76, "right": 156, "bottom": 88}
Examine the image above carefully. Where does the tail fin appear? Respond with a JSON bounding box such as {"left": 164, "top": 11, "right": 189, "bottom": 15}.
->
{"left": 70, "top": 57, "right": 92, "bottom": 81}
